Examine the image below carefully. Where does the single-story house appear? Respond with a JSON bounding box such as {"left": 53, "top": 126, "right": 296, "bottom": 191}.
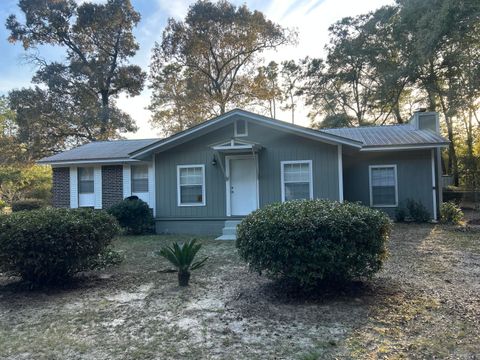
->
{"left": 38, "top": 109, "right": 449, "bottom": 239}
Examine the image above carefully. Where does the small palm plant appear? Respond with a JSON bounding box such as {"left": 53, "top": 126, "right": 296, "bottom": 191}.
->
{"left": 157, "top": 239, "right": 208, "bottom": 286}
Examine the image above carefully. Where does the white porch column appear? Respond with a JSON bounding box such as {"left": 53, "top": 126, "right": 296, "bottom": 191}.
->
{"left": 69, "top": 167, "right": 78, "bottom": 208}
{"left": 94, "top": 166, "right": 102, "bottom": 209}
{"left": 123, "top": 164, "right": 131, "bottom": 199}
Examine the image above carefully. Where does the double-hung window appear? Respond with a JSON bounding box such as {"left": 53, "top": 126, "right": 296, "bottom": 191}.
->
{"left": 131, "top": 165, "right": 149, "bottom": 193}
{"left": 281, "top": 160, "right": 313, "bottom": 202}
{"left": 177, "top": 165, "right": 205, "bottom": 206}
{"left": 369, "top": 165, "right": 398, "bottom": 207}
{"left": 78, "top": 167, "right": 94, "bottom": 194}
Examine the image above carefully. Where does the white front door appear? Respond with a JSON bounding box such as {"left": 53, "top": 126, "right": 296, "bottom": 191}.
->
{"left": 229, "top": 157, "right": 258, "bottom": 216}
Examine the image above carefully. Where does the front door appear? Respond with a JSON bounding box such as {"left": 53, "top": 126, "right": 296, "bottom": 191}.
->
{"left": 229, "top": 156, "right": 258, "bottom": 216}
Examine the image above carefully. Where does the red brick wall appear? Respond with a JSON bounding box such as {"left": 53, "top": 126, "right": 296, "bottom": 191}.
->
{"left": 102, "top": 165, "right": 123, "bottom": 209}
{"left": 52, "top": 167, "right": 70, "bottom": 208}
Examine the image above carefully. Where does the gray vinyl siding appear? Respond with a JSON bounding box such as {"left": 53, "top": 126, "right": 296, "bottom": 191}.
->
{"left": 155, "top": 121, "right": 340, "bottom": 219}
{"left": 343, "top": 149, "right": 435, "bottom": 217}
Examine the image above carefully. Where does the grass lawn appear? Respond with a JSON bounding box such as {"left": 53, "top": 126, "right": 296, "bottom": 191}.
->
{"left": 1, "top": 224, "right": 479, "bottom": 359}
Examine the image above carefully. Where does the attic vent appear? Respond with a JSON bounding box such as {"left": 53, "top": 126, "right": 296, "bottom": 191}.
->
{"left": 234, "top": 119, "right": 248, "bottom": 137}
{"left": 410, "top": 112, "right": 439, "bottom": 133}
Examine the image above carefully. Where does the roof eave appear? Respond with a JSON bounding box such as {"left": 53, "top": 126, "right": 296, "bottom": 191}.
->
{"left": 37, "top": 158, "right": 145, "bottom": 166}
{"left": 360, "top": 143, "right": 450, "bottom": 152}
{"left": 129, "top": 109, "right": 363, "bottom": 159}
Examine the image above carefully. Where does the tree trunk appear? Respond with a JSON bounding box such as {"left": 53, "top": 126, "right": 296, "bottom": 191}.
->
{"left": 441, "top": 105, "right": 459, "bottom": 186}
{"left": 178, "top": 270, "right": 190, "bottom": 287}
{"left": 393, "top": 103, "right": 403, "bottom": 124}
{"left": 219, "top": 101, "right": 226, "bottom": 114}
{"left": 100, "top": 90, "right": 109, "bottom": 139}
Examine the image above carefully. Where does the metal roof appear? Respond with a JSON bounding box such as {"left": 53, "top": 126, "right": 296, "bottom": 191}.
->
{"left": 38, "top": 112, "right": 449, "bottom": 165}
{"left": 38, "top": 139, "right": 159, "bottom": 164}
{"left": 322, "top": 124, "right": 449, "bottom": 148}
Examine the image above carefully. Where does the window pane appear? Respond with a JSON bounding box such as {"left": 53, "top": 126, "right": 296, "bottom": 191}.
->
{"left": 132, "top": 179, "right": 148, "bottom": 193}
{"left": 180, "top": 167, "right": 203, "bottom": 185}
{"left": 284, "top": 163, "right": 310, "bottom": 183}
{"left": 180, "top": 185, "right": 203, "bottom": 204}
{"left": 285, "top": 183, "right": 310, "bottom": 201}
{"left": 132, "top": 165, "right": 148, "bottom": 180}
{"left": 371, "top": 167, "right": 395, "bottom": 186}
{"left": 78, "top": 167, "right": 94, "bottom": 181}
{"left": 372, "top": 186, "right": 396, "bottom": 205}
{"left": 79, "top": 180, "right": 94, "bottom": 193}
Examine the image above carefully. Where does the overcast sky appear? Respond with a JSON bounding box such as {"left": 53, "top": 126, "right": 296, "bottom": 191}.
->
{"left": 0, "top": 0, "right": 393, "bottom": 139}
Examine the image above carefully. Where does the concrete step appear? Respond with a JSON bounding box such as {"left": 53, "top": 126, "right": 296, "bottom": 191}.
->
{"left": 215, "top": 234, "right": 237, "bottom": 241}
{"left": 215, "top": 220, "right": 242, "bottom": 240}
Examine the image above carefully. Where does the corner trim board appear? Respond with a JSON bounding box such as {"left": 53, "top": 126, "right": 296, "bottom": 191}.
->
{"left": 338, "top": 145, "right": 344, "bottom": 202}
{"left": 431, "top": 149, "right": 437, "bottom": 220}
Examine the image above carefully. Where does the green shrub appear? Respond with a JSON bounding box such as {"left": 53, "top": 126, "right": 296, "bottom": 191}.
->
{"left": 406, "top": 199, "right": 431, "bottom": 223}
{"left": 11, "top": 198, "right": 45, "bottom": 212}
{"left": 236, "top": 200, "right": 392, "bottom": 289}
{"left": 107, "top": 198, "right": 154, "bottom": 235}
{"left": 440, "top": 201, "right": 464, "bottom": 225}
{"left": 0, "top": 208, "right": 119, "bottom": 285}
{"left": 394, "top": 206, "right": 407, "bottom": 222}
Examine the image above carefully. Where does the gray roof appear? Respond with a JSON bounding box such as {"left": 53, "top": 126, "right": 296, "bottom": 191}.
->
{"left": 38, "top": 113, "right": 449, "bottom": 165}
{"left": 322, "top": 124, "right": 449, "bottom": 148}
{"left": 38, "top": 139, "right": 159, "bottom": 163}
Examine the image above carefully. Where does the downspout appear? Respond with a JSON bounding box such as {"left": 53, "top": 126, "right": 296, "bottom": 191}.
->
{"left": 431, "top": 148, "right": 438, "bottom": 221}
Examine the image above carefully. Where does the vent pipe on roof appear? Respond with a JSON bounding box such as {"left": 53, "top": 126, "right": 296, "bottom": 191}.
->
{"left": 409, "top": 111, "right": 439, "bottom": 133}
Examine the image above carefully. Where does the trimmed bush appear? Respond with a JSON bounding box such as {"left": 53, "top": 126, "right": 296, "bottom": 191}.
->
{"left": 440, "top": 201, "right": 464, "bottom": 225}
{"left": 236, "top": 200, "right": 392, "bottom": 288}
{"left": 107, "top": 198, "right": 154, "bottom": 235}
{"left": 11, "top": 199, "right": 45, "bottom": 212}
{"left": 0, "top": 208, "right": 119, "bottom": 285}
{"left": 406, "top": 199, "right": 431, "bottom": 223}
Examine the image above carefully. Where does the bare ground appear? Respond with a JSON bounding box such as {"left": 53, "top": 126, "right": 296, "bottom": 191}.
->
{"left": 0, "top": 223, "right": 479, "bottom": 359}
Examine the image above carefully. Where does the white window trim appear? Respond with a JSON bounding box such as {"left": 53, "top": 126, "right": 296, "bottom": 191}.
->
{"left": 234, "top": 119, "right": 248, "bottom": 137}
{"left": 280, "top": 160, "right": 313, "bottom": 202}
{"left": 369, "top": 164, "right": 398, "bottom": 208}
{"left": 177, "top": 164, "right": 206, "bottom": 207}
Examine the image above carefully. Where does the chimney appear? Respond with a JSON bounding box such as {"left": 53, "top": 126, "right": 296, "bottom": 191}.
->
{"left": 409, "top": 111, "right": 439, "bottom": 133}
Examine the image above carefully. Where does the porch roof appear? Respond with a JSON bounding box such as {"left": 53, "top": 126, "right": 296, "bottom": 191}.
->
{"left": 211, "top": 139, "right": 263, "bottom": 153}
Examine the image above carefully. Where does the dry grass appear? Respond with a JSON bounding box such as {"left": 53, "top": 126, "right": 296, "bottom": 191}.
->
{"left": 0, "top": 224, "right": 479, "bottom": 359}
